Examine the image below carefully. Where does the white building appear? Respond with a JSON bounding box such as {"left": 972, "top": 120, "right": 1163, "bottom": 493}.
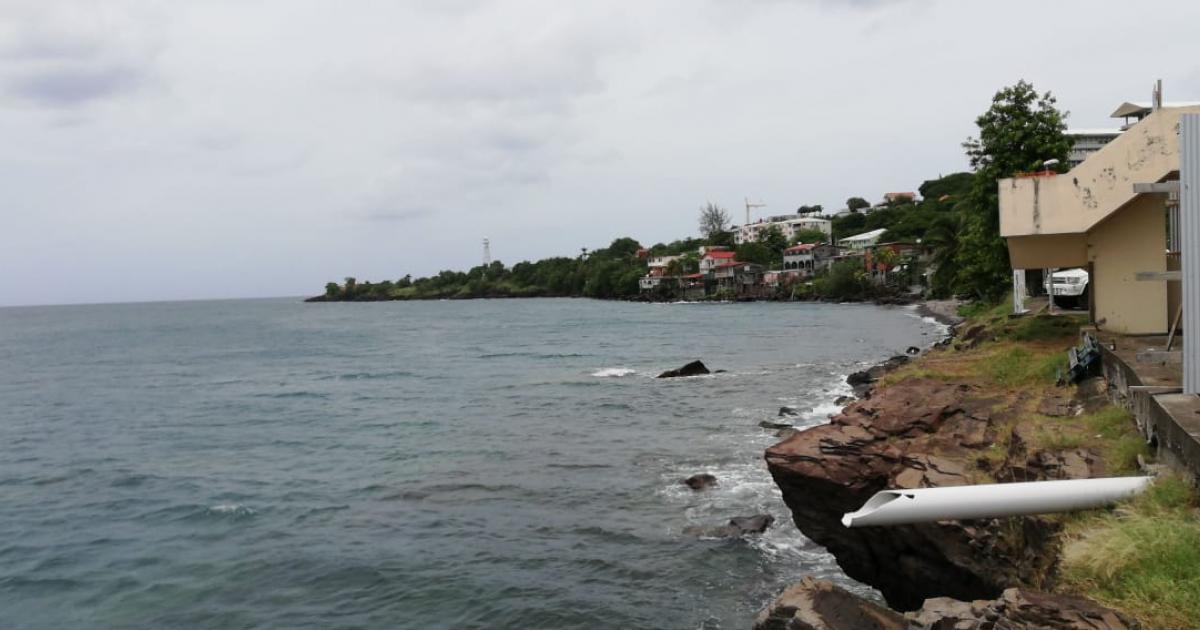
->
{"left": 734, "top": 215, "right": 832, "bottom": 245}
{"left": 838, "top": 228, "right": 887, "bottom": 251}
{"left": 1065, "top": 129, "right": 1123, "bottom": 168}
{"left": 647, "top": 255, "right": 681, "bottom": 270}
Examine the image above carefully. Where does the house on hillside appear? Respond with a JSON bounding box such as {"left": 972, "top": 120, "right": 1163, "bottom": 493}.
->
{"left": 734, "top": 215, "right": 832, "bottom": 245}
{"left": 999, "top": 102, "right": 1200, "bottom": 334}
{"left": 699, "top": 250, "right": 737, "bottom": 273}
{"left": 783, "top": 243, "right": 840, "bottom": 276}
{"left": 865, "top": 242, "right": 929, "bottom": 285}
{"left": 838, "top": 228, "right": 888, "bottom": 252}
{"left": 881, "top": 192, "right": 918, "bottom": 205}
{"left": 712, "top": 262, "right": 765, "bottom": 298}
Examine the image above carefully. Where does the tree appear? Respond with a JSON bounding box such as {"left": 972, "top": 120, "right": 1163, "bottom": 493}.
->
{"left": 846, "top": 197, "right": 870, "bottom": 212}
{"left": 956, "top": 80, "right": 1069, "bottom": 301}
{"left": 735, "top": 242, "right": 775, "bottom": 267}
{"left": 791, "top": 228, "right": 827, "bottom": 245}
{"left": 796, "top": 204, "right": 824, "bottom": 215}
{"left": 698, "top": 202, "right": 731, "bottom": 242}
{"left": 756, "top": 225, "right": 788, "bottom": 254}
{"left": 918, "top": 173, "right": 973, "bottom": 201}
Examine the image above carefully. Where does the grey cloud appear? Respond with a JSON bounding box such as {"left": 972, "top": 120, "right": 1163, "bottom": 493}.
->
{"left": 363, "top": 207, "right": 434, "bottom": 223}
{"left": 5, "top": 63, "right": 144, "bottom": 106}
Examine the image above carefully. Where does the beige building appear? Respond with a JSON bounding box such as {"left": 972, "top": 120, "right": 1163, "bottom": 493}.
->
{"left": 999, "top": 104, "right": 1199, "bottom": 334}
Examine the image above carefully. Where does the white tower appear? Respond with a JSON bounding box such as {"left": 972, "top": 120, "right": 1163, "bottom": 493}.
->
{"left": 482, "top": 238, "right": 491, "bottom": 266}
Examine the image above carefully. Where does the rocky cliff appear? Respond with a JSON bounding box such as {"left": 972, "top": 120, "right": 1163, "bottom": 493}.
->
{"left": 764, "top": 377, "right": 1108, "bottom": 610}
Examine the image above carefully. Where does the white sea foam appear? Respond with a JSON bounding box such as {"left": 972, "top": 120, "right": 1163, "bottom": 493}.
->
{"left": 806, "top": 401, "right": 844, "bottom": 422}
{"left": 208, "top": 503, "right": 255, "bottom": 516}
{"left": 592, "top": 367, "right": 636, "bottom": 378}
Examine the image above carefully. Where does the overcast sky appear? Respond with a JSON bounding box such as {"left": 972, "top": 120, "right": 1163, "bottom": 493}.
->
{"left": 2, "top": 0, "right": 1199, "bottom": 306}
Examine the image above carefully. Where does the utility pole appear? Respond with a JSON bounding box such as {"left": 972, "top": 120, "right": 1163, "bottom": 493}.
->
{"left": 744, "top": 197, "right": 766, "bottom": 225}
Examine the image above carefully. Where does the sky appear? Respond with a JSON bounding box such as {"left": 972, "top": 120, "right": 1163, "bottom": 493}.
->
{"left": 2, "top": 0, "right": 1199, "bottom": 306}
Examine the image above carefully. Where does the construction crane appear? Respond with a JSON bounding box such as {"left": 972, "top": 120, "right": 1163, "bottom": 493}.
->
{"left": 744, "top": 197, "right": 766, "bottom": 225}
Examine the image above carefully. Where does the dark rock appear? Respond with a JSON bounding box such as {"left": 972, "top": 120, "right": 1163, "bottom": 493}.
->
{"left": 906, "top": 346, "right": 921, "bottom": 355}
{"left": 835, "top": 395, "right": 854, "bottom": 405}
{"left": 726, "top": 514, "right": 775, "bottom": 535}
{"left": 683, "top": 473, "right": 717, "bottom": 490}
{"left": 712, "top": 369, "right": 728, "bottom": 373}
{"left": 760, "top": 420, "right": 793, "bottom": 430}
{"left": 779, "top": 406, "right": 801, "bottom": 417}
{"left": 846, "top": 370, "right": 873, "bottom": 386}
{"left": 753, "top": 576, "right": 905, "bottom": 630}
{"left": 765, "top": 379, "right": 1063, "bottom": 610}
{"left": 684, "top": 513, "right": 775, "bottom": 539}
{"left": 657, "top": 360, "right": 711, "bottom": 378}
{"left": 847, "top": 356, "right": 910, "bottom": 396}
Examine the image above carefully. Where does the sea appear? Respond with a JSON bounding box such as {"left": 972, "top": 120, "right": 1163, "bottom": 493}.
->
{"left": 0, "top": 297, "right": 944, "bottom": 629}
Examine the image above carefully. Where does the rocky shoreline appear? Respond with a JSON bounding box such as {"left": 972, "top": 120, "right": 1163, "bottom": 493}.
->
{"left": 752, "top": 301, "right": 1139, "bottom": 628}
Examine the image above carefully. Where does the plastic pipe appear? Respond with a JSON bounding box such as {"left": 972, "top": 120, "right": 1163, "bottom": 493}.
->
{"left": 842, "top": 476, "right": 1152, "bottom": 528}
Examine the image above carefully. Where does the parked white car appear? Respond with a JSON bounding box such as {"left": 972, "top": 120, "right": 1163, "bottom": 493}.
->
{"left": 1045, "top": 268, "right": 1089, "bottom": 306}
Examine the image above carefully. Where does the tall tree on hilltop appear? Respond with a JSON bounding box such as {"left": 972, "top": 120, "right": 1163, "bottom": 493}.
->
{"left": 698, "top": 202, "right": 731, "bottom": 243}
{"left": 955, "top": 80, "right": 1069, "bottom": 301}
{"left": 846, "top": 197, "right": 870, "bottom": 212}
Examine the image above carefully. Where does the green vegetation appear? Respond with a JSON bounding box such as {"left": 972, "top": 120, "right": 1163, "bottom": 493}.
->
{"left": 845, "top": 196, "right": 870, "bottom": 212}
{"left": 1062, "top": 476, "right": 1200, "bottom": 630}
{"left": 316, "top": 237, "right": 649, "bottom": 301}
{"left": 956, "top": 80, "right": 1070, "bottom": 301}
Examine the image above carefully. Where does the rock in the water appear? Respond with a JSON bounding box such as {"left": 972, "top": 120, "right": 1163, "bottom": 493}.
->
{"left": 753, "top": 576, "right": 905, "bottom": 630}
{"left": 834, "top": 395, "right": 854, "bottom": 405}
{"left": 657, "top": 360, "right": 710, "bottom": 378}
{"left": 760, "top": 420, "right": 793, "bottom": 430}
{"left": 846, "top": 370, "right": 873, "bottom": 386}
{"left": 727, "top": 514, "right": 774, "bottom": 534}
{"left": 684, "top": 513, "right": 774, "bottom": 538}
{"left": 779, "top": 406, "right": 801, "bottom": 417}
{"left": 683, "top": 473, "right": 717, "bottom": 490}
{"left": 906, "top": 345, "right": 920, "bottom": 355}
{"left": 765, "top": 379, "right": 1066, "bottom": 610}
{"left": 847, "top": 356, "right": 910, "bottom": 396}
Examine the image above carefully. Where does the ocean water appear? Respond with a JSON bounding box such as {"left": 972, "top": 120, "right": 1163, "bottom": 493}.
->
{"left": 0, "top": 298, "right": 943, "bottom": 629}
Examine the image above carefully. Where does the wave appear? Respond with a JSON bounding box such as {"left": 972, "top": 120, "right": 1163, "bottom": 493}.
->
{"left": 479, "top": 351, "right": 594, "bottom": 359}
{"left": 592, "top": 367, "right": 636, "bottom": 378}
{"left": 207, "top": 503, "right": 256, "bottom": 517}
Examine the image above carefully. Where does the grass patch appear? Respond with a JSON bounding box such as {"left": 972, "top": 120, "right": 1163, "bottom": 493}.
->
{"left": 1007, "top": 314, "right": 1087, "bottom": 341}
{"left": 1061, "top": 476, "right": 1200, "bottom": 629}
{"left": 976, "top": 345, "right": 1063, "bottom": 387}
{"left": 1083, "top": 407, "right": 1149, "bottom": 474}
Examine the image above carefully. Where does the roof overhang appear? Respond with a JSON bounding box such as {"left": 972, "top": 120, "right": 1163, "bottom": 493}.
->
{"left": 1005, "top": 234, "right": 1088, "bottom": 270}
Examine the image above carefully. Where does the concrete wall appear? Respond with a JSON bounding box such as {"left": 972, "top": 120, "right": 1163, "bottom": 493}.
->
{"left": 1006, "top": 233, "right": 1088, "bottom": 269}
{"left": 1086, "top": 196, "right": 1168, "bottom": 334}
{"left": 999, "top": 106, "right": 1200, "bottom": 238}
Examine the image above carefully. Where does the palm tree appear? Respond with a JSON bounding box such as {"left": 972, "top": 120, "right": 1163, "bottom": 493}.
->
{"left": 923, "top": 212, "right": 965, "bottom": 296}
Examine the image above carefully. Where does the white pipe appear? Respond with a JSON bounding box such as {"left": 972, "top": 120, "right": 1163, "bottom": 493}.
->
{"left": 842, "top": 477, "right": 1152, "bottom": 528}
